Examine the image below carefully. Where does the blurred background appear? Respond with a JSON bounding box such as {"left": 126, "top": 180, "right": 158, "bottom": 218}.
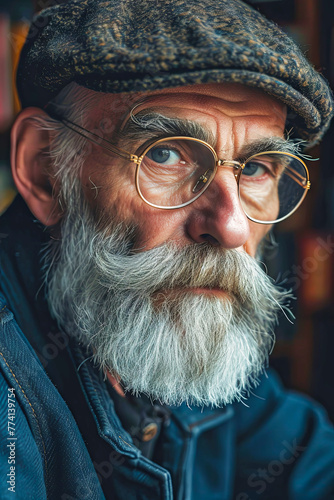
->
{"left": 0, "top": 0, "right": 333, "bottom": 419}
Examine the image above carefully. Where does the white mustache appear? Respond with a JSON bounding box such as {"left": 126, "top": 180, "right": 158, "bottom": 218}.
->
{"left": 94, "top": 228, "right": 273, "bottom": 302}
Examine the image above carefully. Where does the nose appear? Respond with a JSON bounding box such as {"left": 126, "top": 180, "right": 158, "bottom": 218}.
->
{"left": 186, "top": 166, "right": 250, "bottom": 248}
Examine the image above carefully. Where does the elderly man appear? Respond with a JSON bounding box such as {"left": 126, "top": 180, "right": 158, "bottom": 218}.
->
{"left": 0, "top": 0, "right": 334, "bottom": 498}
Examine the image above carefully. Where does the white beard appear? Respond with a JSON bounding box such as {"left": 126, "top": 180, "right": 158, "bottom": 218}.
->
{"left": 45, "top": 190, "right": 289, "bottom": 407}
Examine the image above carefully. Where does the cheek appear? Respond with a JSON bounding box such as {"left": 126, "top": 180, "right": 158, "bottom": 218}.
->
{"left": 81, "top": 157, "right": 187, "bottom": 248}
{"left": 245, "top": 222, "right": 270, "bottom": 257}
{"left": 128, "top": 202, "right": 193, "bottom": 250}
{"left": 81, "top": 156, "right": 136, "bottom": 216}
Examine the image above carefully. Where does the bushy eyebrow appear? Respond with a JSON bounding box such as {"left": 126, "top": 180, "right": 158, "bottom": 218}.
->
{"left": 236, "top": 137, "right": 301, "bottom": 161}
{"left": 119, "top": 110, "right": 216, "bottom": 148}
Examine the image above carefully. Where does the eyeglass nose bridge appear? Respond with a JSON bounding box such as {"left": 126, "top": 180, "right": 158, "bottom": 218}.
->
{"left": 217, "top": 159, "right": 244, "bottom": 181}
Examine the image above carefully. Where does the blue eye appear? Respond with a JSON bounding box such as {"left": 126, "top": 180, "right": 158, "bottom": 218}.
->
{"left": 147, "top": 147, "right": 181, "bottom": 165}
{"left": 243, "top": 161, "right": 266, "bottom": 177}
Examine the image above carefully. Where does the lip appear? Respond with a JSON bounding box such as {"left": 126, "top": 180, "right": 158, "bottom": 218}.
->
{"left": 190, "top": 287, "right": 229, "bottom": 298}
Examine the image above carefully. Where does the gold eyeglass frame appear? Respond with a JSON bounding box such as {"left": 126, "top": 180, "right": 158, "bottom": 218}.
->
{"left": 56, "top": 117, "right": 311, "bottom": 225}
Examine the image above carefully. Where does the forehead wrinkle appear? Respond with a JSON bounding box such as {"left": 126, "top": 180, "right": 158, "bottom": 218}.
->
{"left": 214, "top": 118, "right": 237, "bottom": 161}
{"left": 134, "top": 89, "right": 285, "bottom": 118}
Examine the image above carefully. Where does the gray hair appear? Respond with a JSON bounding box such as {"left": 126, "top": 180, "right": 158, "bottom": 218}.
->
{"left": 29, "top": 83, "right": 104, "bottom": 210}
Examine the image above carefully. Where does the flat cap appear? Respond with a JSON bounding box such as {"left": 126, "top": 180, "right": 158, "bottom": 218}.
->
{"left": 17, "top": 0, "right": 333, "bottom": 146}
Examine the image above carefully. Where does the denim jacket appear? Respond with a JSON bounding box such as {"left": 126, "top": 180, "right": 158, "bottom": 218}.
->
{"left": 1, "top": 196, "right": 334, "bottom": 500}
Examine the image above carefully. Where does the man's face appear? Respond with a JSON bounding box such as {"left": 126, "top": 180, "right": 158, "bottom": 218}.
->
{"left": 81, "top": 82, "right": 287, "bottom": 259}
{"left": 45, "top": 82, "right": 289, "bottom": 407}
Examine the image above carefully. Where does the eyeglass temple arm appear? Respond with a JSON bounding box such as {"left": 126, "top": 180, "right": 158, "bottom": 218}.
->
{"left": 285, "top": 165, "right": 310, "bottom": 189}
{"left": 45, "top": 111, "right": 138, "bottom": 163}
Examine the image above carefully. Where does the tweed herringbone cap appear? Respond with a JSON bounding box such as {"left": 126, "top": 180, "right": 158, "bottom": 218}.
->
{"left": 17, "top": 0, "right": 333, "bottom": 146}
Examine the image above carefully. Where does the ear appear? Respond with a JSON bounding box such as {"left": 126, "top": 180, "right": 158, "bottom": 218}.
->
{"left": 11, "top": 107, "right": 61, "bottom": 226}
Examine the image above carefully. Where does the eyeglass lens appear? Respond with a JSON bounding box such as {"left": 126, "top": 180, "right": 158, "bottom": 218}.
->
{"left": 138, "top": 138, "right": 216, "bottom": 208}
{"left": 137, "top": 139, "right": 308, "bottom": 222}
{"left": 239, "top": 152, "right": 308, "bottom": 223}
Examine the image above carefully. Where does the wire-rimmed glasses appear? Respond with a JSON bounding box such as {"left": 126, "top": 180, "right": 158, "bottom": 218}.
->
{"left": 54, "top": 117, "right": 310, "bottom": 224}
